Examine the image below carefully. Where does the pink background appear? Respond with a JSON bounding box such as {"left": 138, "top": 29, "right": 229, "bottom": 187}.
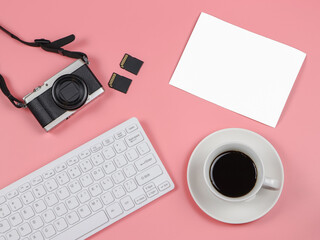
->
{"left": 0, "top": 0, "right": 319, "bottom": 239}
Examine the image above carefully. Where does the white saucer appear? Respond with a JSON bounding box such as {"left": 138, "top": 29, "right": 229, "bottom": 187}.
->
{"left": 187, "top": 128, "right": 284, "bottom": 224}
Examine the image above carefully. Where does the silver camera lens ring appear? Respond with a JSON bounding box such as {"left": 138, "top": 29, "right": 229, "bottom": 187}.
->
{"left": 52, "top": 74, "right": 88, "bottom": 111}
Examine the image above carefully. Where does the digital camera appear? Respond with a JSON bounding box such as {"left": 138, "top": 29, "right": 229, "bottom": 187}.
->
{"left": 23, "top": 59, "right": 104, "bottom": 131}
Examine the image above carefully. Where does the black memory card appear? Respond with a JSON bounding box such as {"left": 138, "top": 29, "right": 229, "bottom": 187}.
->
{"left": 120, "top": 53, "right": 144, "bottom": 75}
{"left": 108, "top": 73, "right": 132, "bottom": 94}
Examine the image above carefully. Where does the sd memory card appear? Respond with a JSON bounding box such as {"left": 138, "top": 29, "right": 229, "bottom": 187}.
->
{"left": 108, "top": 73, "right": 132, "bottom": 94}
{"left": 120, "top": 54, "right": 144, "bottom": 75}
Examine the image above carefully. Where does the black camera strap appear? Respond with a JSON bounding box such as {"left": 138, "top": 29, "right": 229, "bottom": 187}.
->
{"left": 0, "top": 25, "right": 88, "bottom": 108}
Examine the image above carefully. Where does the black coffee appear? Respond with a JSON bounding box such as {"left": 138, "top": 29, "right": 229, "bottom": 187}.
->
{"left": 209, "top": 151, "right": 257, "bottom": 198}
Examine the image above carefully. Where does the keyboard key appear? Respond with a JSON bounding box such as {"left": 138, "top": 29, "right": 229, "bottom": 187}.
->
{"left": 18, "top": 183, "right": 31, "bottom": 193}
{"left": 6, "top": 190, "right": 18, "bottom": 199}
{"left": 146, "top": 188, "right": 158, "bottom": 198}
{"left": 0, "top": 196, "right": 5, "bottom": 205}
{"left": 135, "top": 165, "right": 163, "bottom": 185}
{"left": 135, "top": 195, "right": 147, "bottom": 205}
{"left": 125, "top": 124, "right": 137, "bottom": 133}
{"left": 89, "top": 184, "right": 103, "bottom": 197}
{"left": 123, "top": 164, "right": 137, "bottom": 178}
{"left": 120, "top": 196, "right": 135, "bottom": 211}
{"left": 66, "top": 197, "right": 79, "bottom": 210}
{"left": 91, "top": 153, "right": 104, "bottom": 166}
{"left": 8, "top": 198, "right": 23, "bottom": 211}
{"left": 125, "top": 132, "right": 144, "bottom": 147}
{"left": 68, "top": 180, "right": 82, "bottom": 194}
{"left": 67, "top": 156, "right": 79, "bottom": 166}
{"left": 0, "top": 204, "right": 11, "bottom": 218}
{"left": 42, "top": 224, "right": 56, "bottom": 238}
{"left": 68, "top": 166, "right": 81, "bottom": 178}
{"left": 114, "top": 141, "right": 127, "bottom": 153}
{"left": 54, "top": 203, "right": 67, "bottom": 217}
{"left": 33, "top": 185, "right": 46, "bottom": 198}
{"left": 54, "top": 218, "right": 68, "bottom": 231}
{"left": 124, "top": 179, "right": 138, "bottom": 192}
{"left": 112, "top": 186, "right": 125, "bottom": 199}
{"left": 114, "top": 155, "right": 128, "bottom": 168}
{"left": 56, "top": 186, "right": 70, "bottom": 200}
{"left": 158, "top": 181, "right": 171, "bottom": 191}
{"left": 125, "top": 148, "right": 139, "bottom": 161}
{"left": 6, "top": 229, "right": 19, "bottom": 240}
{"left": 112, "top": 171, "right": 125, "bottom": 184}
{"left": 55, "top": 163, "right": 67, "bottom": 173}
{"left": 92, "top": 167, "right": 105, "bottom": 181}
{"left": 79, "top": 159, "right": 93, "bottom": 172}
{"left": 9, "top": 213, "right": 23, "bottom": 226}
{"left": 143, "top": 182, "right": 156, "bottom": 192}
{"left": 21, "top": 191, "right": 35, "bottom": 205}
{"left": 89, "top": 199, "right": 103, "bottom": 212}
{"left": 56, "top": 172, "right": 70, "bottom": 185}
{"left": 135, "top": 154, "right": 156, "bottom": 171}
{"left": 21, "top": 206, "right": 35, "bottom": 220}
{"left": 79, "top": 149, "right": 91, "bottom": 159}
{"left": 101, "top": 192, "right": 114, "bottom": 205}
{"left": 0, "top": 219, "right": 11, "bottom": 233}
{"left": 53, "top": 211, "right": 108, "bottom": 240}
{"left": 102, "top": 147, "right": 116, "bottom": 160}
{"left": 33, "top": 200, "right": 46, "bottom": 213}
{"left": 137, "top": 142, "right": 150, "bottom": 155}
{"left": 114, "top": 130, "right": 126, "bottom": 139}
{"left": 44, "top": 179, "right": 58, "bottom": 192}
{"left": 100, "top": 177, "right": 114, "bottom": 191}
{"left": 44, "top": 193, "right": 58, "bottom": 207}
{"left": 80, "top": 174, "right": 93, "bottom": 187}
{"left": 31, "top": 176, "right": 43, "bottom": 186}
{"left": 78, "top": 205, "right": 91, "bottom": 218}
{"left": 102, "top": 136, "right": 114, "bottom": 146}
{"left": 102, "top": 161, "right": 116, "bottom": 174}
{"left": 30, "top": 216, "right": 44, "bottom": 230}
{"left": 66, "top": 212, "right": 80, "bottom": 225}
{"left": 91, "top": 143, "right": 103, "bottom": 153}
{"left": 18, "top": 222, "right": 32, "bottom": 236}
{"left": 43, "top": 169, "right": 55, "bottom": 179}
{"left": 42, "top": 209, "right": 55, "bottom": 223}
{"left": 30, "top": 231, "right": 44, "bottom": 240}
{"left": 78, "top": 190, "right": 91, "bottom": 203}
{"left": 106, "top": 203, "right": 123, "bottom": 219}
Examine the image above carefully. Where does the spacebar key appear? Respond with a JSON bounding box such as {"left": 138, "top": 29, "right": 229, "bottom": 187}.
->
{"left": 53, "top": 211, "right": 109, "bottom": 240}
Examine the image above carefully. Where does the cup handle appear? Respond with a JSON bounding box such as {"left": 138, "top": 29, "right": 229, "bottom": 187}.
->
{"left": 262, "top": 177, "right": 281, "bottom": 190}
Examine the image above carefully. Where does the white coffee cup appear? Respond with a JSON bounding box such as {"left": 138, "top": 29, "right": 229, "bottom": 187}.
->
{"left": 203, "top": 142, "right": 280, "bottom": 202}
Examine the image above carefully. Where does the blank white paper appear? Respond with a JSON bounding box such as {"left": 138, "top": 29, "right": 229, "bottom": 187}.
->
{"left": 169, "top": 12, "right": 306, "bottom": 127}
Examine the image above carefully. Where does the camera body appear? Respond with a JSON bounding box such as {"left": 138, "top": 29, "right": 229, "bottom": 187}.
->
{"left": 23, "top": 59, "right": 104, "bottom": 131}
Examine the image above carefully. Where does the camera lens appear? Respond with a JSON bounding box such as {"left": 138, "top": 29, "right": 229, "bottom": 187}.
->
{"left": 52, "top": 74, "right": 88, "bottom": 110}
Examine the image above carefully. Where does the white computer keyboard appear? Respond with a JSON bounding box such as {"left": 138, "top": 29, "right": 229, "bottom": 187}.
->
{"left": 0, "top": 118, "right": 174, "bottom": 240}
